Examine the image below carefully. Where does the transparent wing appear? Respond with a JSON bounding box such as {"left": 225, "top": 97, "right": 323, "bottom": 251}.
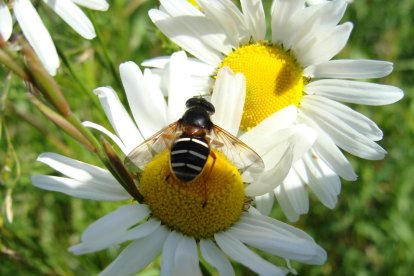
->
{"left": 125, "top": 122, "right": 179, "bottom": 171}
{"left": 209, "top": 125, "right": 264, "bottom": 173}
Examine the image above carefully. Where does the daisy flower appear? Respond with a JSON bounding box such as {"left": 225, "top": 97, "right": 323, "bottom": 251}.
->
{"left": 0, "top": 0, "right": 109, "bottom": 75}
{"left": 146, "top": 0, "right": 404, "bottom": 221}
{"left": 32, "top": 54, "right": 326, "bottom": 275}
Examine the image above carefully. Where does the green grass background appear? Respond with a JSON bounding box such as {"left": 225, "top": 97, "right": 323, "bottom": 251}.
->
{"left": 1, "top": 0, "right": 413, "bottom": 275}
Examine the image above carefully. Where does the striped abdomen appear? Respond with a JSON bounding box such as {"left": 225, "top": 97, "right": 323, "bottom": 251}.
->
{"left": 170, "top": 136, "right": 210, "bottom": 182}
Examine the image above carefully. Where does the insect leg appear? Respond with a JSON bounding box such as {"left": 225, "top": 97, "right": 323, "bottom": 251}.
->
{"left": 202, "top": 151, "right": 217, "bottom": 208}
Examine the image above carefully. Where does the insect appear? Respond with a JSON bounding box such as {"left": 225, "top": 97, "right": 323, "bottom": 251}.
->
{"left": 125, "top": 97, "right": 264, "bottom": 204}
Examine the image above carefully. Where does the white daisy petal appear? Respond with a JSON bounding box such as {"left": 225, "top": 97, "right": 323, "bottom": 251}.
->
{"left": 82, "top": 121, "right": 128, "bottom": 154}
{"left": 286, "top": 0, "right": 347, "bottom": 50}
{"left": 81, "top": 204, "right": 149, "bottom": 242}
{"left": 99, "top": 226, "right": 169, "bottom": 276}
{"left": 0, "top": 0, "right": 12, "bottom": 41}
{"left": 94, "top": 87, "right": 143, "bottom": 153}
{"left": 240, "top": 0, "right": 266, "bottom": 41}
{"left": 173, "top": 235, "right": 201, "bottom": 276}
{"left": 245, "top": 145, "right": 294, "bottom": 196}
{"left": 43, "top": 0, "right": 95, "bottom": 39}
{"left": 271, "top": 0, "right": 304, "bottom": 44}
{"left": 304, "top": 59, "right": 394, "bottom": 79}
{"left": 71, "top": 0, "right": 109, "bottom": 11}
{"left": 301, "top": 100, "right": 387, "bottom": 160}
{"left": 239, "top": 105, "right": 298, "bottom": 152}
{"left": 69, "top": 205, "right": 155, "bottom": 255}
{"left": 211, "top": 67, "right": 246, "bottom": 136}
{"left": 161, "top": 231, "right": 183, "bottom": 276}
{"left": 148, "top": 9, "right": 223, "bottom": 66}
{"left": 197, "top": 0, "right": 247, "bottom": 47}
{"left": 70, "top": 219, "right": 161, "bottom": 255}
{"left": 166, "top": 51, "right": 197, "bottom": 122}
{"left": 302, "top": 95, "right": 383, "bottom": 141}
{"left": 281, "top": 168, "right": 309, "bottom": 215}
{"left": 120, "top": 61, "right": 167, "bottom": 138}
{"left": 298, "top": 112, "right": 357, "bottom": 180}
{"left": 302, "top": 153, "right": 340, "bottom": 209}
{"left": 215, "top": 232, "right": 285, "bottom": 275}
{"left": 274, "top": 185, "right": 301, "bottom": 222}
{"left": 297, "top": 22, "right": 353, "bottom": 67}
{"left": 232, "top": 213, "right": 327, "bottom": 264}
{"left": 200, "top": 239, "right": 235, "bottom": 276}
{"left": 305, "top": 79, "right": 404, "bottom": 105}
{"left": 14, "top": 0, "right": 59, "bottom": 75}
{"left": 36, "top": 152, "right": 118, "bottom": 184}
{"left": 142, "top": 55, "right": 216, "bottom": 76}
{"left": 254, "top": 192, "right": 274, "bottom": 216}
{"left": 31, "top": 175, "right": 129, "bottom": 201}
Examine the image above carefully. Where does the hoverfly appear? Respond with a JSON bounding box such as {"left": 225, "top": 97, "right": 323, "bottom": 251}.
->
{"left": 125, "top": 97, "right": 264, "bottom": 204}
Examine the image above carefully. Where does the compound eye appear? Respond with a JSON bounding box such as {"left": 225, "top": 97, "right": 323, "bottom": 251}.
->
{"left": 186, "top": 97, "right": 215, "bottom": 114}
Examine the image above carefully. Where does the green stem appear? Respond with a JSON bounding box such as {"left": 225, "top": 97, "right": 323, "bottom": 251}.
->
{"left": 0, "top": 48, "right": 30, "bottom": 81}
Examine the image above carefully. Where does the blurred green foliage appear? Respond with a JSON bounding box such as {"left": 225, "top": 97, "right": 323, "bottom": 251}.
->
{"left": 0, "top": 0, "right": 413, "bottom": 275}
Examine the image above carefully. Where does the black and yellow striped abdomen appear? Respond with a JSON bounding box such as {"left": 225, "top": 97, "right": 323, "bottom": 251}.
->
{"left": 170, "top": 136, "right": 210, "bottom": 182}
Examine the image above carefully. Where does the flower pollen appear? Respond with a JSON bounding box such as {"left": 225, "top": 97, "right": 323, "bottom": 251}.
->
{"left": 139, "top": 150, "right": 244, "bottom": 239}
{"left": 219, "top": 43, "right": 305, "bottom": 130}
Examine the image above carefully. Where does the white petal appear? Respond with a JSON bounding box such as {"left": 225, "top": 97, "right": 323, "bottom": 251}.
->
{"left": 81, "top": 204, "right": 149, "bottom": 241}
{"left": 215, "top": 232, "right": 285, "bottom": 275}
{"left": 31, "top": 175, "right": 129, "bottom": 201}
{"left": 99, "top": 226, "right": 169, "bottom": 276}
{"left": 200, "top": 239, "right": 235, "bottom": 276}
{"left": 274, "top": 185, "right": 301, "bottom": 222}
{"left": 197, "top": 0, "right": 248, "bottom": 47}
{"left": 231, "top": 213, "right": 327, "bottom": 264}
{"left": 14, "top": 0, "right": 59, "bottom": 75}
{"left": 240, "top": 0, "right": 266, "bottom": 41}
{"left": 285, "top": 0, "right": 346, "bottom": 50}
{"left": 71, "top": 0, "right": 109, "bottom": 11}
{"left": 159, "top": 0, "right": 233, "bottom": 54}
{"left": 82, "top": 121, "right": 128, "bottom": 154}
{"left": 245, "top": 145, "right": 293, "bottom": 196}
{"left": 69, "top": 205, "right": 156, "bottom": 255}
{"left": 297, "top": 22, "right": 353, "bottom": 67}
{"left": 290, "top": 125, "right": 317, "bottom": 163}
{"left": 281, "top": 168, "right": 309, "bottom": 215}
{"left": 43, "top": 0, "right": 95, "bottom": 39}
{"left": 94, "top": 87, "right": 143, "bottom": 153}
{"left": 254, "top": 193, "right": 274, "bottom": 216}
{"left": 304, "top": 59, "right": 394, "bottom": 79}
{"left": 271, "top": 0, "right": 304, "bottom": 44}
{"left": 166, "top": 51, "right": 196, "bottom": 122}
{"left": 173, "top": 235, "right": 201, "bottom": 276}
{"left": 143, "top": 56, "right": 215, "bottom": 76}
{"left": 301, "top": 100, "right": 387, "bottom": 160}
{"left": 161, "top": 231, "right": 183, "bottom": 276}
{"left": 0, "top": 0, "right": 12, "bottom": 41}
{"left": 37, "top": 152, "right": 117, "bottom": 184}
{"left": 120, "top": 61, "right": 167, "bottom": 138}
{"left": 240, "top": 105, "right": 298, "bottom": 152}
{"left": 302, "top": 153, "right": 340, "bottom": 209}
{"left": 148, "top": 9, "right": 223, "bottom": 66}
{"left": 244, "top": 209, "right": 326, "bottom": 265}
{"left": 302, "top": 95, "right": 383, "bottom": 141}
{"left": 211, "top": 67, "right": 246, "bottom": 136}
{"left": 305, "top": 79, "right": 404, "bottom": 105}
{"left": 298, "top": 112, "right": 357, "bottom": 180}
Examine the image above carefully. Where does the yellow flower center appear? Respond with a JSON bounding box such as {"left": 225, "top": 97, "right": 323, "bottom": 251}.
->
{"left": 187, "top": 0, "right": 201, "bottom": 9}
{"left": 218, "top": 43, "right": 305, "bottom": 130}
{"left": 139, "top": 150, "right": 245, "bottom": 239}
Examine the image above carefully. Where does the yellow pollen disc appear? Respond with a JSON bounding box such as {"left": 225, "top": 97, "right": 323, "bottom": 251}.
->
{"left": 139, "top": 150, "right": 244, "bottom": 239}
{"left": 218, "top": 43, "right": 305, "bottom": 130}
